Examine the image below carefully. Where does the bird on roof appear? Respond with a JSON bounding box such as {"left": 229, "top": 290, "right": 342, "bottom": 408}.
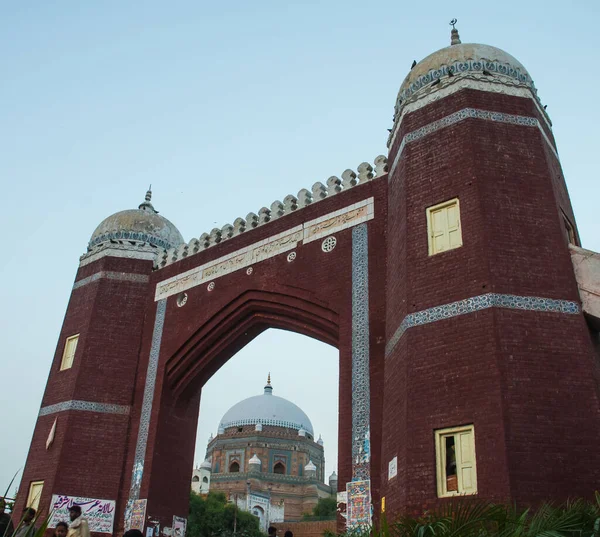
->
{"left": 411, "top": 60, "right": 417, "bottom": 69}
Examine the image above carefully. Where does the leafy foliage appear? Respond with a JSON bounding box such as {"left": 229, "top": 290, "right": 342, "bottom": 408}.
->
{"left": 337, "top": 493, "right": 600, "bottom": 537}
{"left": 187, "top": 492, "right": 265, "bottom": 537}
{"left": 302, "top": 497, "right": 337, "bottom": 520}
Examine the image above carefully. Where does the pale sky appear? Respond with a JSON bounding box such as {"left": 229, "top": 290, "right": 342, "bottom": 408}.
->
{"left": 1, "top": 1, "right": 599, "bottom": 495}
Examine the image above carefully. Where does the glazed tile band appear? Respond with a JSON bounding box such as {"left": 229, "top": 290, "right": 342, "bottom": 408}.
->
{"left": 389, "top": 108, "right": 558, "bottom": 178}
{"left": 385, "top": 293, "right": 580, "bottom": 357}
{"left": 128, "top": 298, "right": 167, "bottom": 501}
{"left": 351, "top": 223, "right": 371, "bottom": 482}
{"left": 39, "top": 400, "right": 131, "bottom": 416}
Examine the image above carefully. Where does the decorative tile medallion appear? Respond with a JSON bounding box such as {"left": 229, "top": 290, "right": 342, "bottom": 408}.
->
{"left": 321, "top": 236, "right": 337, "bottom": 252}
{"left": 386, "top": 293, "right": 580, "bottom": 357}
{"left": 389, "top": 108, "right": 558, "bottom": 177}
{"left": 128, "top": 299, "right": 167, "bottom": 501}
{"left": 351, "top": 224, "right": 371, "bottom": 482}
{"left": 39, "top": 400, "right": 130, "bottom": 416}
{"left": 73, "top": 271, "right": 149, "bottom": 290}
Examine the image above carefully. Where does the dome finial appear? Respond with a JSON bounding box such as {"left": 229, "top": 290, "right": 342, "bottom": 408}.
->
{"left": 139, "top": 185, "right": 158, "bottom": 213}
{"left": 450, "top": 19, "right": 461, "bottom": 45}
{"left": 264, "top": 373, "right": 273, "bottom": 395}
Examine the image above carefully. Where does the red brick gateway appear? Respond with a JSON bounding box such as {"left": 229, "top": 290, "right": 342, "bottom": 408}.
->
{"left": 17, "top": 27, "right": 600, "bottom": 536}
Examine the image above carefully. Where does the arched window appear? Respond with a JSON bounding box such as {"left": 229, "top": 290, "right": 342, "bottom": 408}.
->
{"left": 192, "top": 476, "right": 200, "bottom": 482}
{"left": 229, "top": 461, "right": 240, "bottom": 473}
{"left": 273, "top": 462, "right": 285, "bottom": 474}
{"left": 202, "top": 477, "right": 208, "bottom": 483}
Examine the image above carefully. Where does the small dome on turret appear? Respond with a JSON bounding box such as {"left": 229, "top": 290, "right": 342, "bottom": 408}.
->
{"left": 328, "top": 471, "right": 338, "bottom": 485}
{"left": 389, "top": 21, "right": 543, "bottom": 145}
{"left": 317, "top": 435, "right": 324, "bottom": 446}
{"left": 200, "top": 458, "right": 212, "bottom": 470}
{"left": 88, "top": 188, "right": 184, "bottom": 251}
{"left": 249, "top": 454, "right": 261, "bottom": 465}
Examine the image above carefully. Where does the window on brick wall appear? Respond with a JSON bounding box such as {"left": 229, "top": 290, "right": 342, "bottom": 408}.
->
{"left": 435, "top": 425, "right": 477, "bottom": 498}
{"left": 229, "top": 461, "right": 240, "bottom": 473}
{"left": 60, "top": 334, "right": 79, "bottom": 371}
{"left": 562, "top": 212, "right": 577, "bottom": 245}
{"left": 427, "top": 198, "right": 463, "bottom": 255}
{"left": 26, "top": 481, "right": 44, "bottom": 510}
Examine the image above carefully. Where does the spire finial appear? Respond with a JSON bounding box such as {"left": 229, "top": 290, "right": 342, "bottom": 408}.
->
{"left": 139, "top": 185, "right": 157, "bottom": 213}
{"left": 450, "top": 19, "right": 461, "bottom": 45}
{"left": 264, "top": 373, "right": 273, "bottom": 394}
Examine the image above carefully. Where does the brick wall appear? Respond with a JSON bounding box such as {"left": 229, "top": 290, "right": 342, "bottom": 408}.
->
{"left": 272, "top": 520, "right": 336, "bottom": 537}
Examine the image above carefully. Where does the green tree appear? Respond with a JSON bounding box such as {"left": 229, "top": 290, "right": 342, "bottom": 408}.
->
{"left": 303, "top": 497, "right": 337, "bottom": 520}
{"left": 187, "top": 492, "right": 264, "bottom": 537}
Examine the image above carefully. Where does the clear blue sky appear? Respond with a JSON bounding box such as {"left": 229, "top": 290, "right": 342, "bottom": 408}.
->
{"left": 2, "top": 1, "right": 599, "bottom": 495}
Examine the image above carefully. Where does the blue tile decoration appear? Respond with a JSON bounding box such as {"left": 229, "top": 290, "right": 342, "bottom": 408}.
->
{"left": 73, "top": 271, "right": 149, "bottom": 290}
{"left": 385, "top": 293, "right": 580, "bottom": 357}
{"left": 390, "top": 108, "right": 557, "bottom": 177}
{"left": 351, "top": 224, "right": 371, "bottom": 483}
{"left": 88, "top": 231, "right": 176, "bottom": 251}
{"left": 128, "top": 298, "right": 167, "bottom": 502}
{"left": 39, "top": 400, "right": 130, "bottom": 416}
{"left": 396, "top": 59, "right": 536, "bottom": 108}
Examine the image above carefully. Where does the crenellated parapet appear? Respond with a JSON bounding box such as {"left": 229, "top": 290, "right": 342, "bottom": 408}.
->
{"left": 155, "top": 155, "right": 388, "bottom": 269}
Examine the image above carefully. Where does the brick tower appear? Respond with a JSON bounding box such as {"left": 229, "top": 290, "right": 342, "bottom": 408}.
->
{"left": 382, "top": 25, "right": 600, "bottom": 513}
{"left": 14, "top": 190, "right": 185, "bottom": 526}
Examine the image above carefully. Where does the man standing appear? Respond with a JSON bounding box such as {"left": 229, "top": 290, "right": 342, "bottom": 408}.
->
{"left": 13, "top": 508, "right": 36, "bottom": 537}
{"left": 66, "top": 506, "right": 90, "bottom": 537}
{"left": 0, "top": 498, "right": 14, "bottom": 537}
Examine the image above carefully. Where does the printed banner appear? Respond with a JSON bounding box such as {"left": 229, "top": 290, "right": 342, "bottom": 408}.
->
{"left": 49, "top": 495, "right": 116, "bottom": 534}
{"left": 172, "top": 516, "right": 187, "bottom": 537}
{"left": 346, "top": 480, "right": 371, "bottom": 528}
{"left": 129, "top": 499, "right": 147, "bottom": 531}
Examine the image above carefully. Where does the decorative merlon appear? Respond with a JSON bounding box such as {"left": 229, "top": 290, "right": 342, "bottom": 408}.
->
{"left": 155, "top": 156, "right": 387, "bottom": 269}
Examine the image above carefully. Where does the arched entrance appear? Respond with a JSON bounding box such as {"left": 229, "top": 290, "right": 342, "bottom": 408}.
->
{"left": 116, "top": 185, "right": 386, "bottom": 532}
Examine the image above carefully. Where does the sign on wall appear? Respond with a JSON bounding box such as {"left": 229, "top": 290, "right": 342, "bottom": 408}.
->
{"left": 346, "top": 480, "right": 371, "bottom": 528}
{"left": 129, "top": 499, "right": 147, "bottom": 531}
{"left": 172, "top": 516, "right": 187, "bottom": 537}
{"left": 388, "top": 456, "right": 398, "bottom": 480}
{"left": 49, "top": 495, "right": 116, "bottom": 534}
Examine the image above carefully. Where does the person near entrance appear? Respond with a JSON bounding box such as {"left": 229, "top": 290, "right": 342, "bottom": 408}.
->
{"left": 53, "top": 521, "right": 69, "bottom": 537}
{"left": 268, "top": 527, "right": 277, "bottom": 537}
{"left": 13, "top": 508, "right": 36, "bottom": 537}
{"left": 0, "top": 498, "right": 14, "bottom": 537}
{"left": 67, "top": 506, "right": 90, "bottom": 537}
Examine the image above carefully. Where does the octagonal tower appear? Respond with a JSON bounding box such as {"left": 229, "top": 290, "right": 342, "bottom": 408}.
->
{"left": 14, "top": 190, "right": 184, "bottom": 521}
{"left": 382, "top": 26, "right": 600, "bottom": 513}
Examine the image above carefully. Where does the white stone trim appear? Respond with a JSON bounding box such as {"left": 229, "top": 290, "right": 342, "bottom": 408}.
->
{"left": 303, "top": 198, "right": 374, "bottom": 244}
{"left": 73, "top": 271, "right": 149, "bottom": 290}
{"left": 155, "top": 198, "right": 375, "bottom": 301}
{"left": 79, "top": 245, "right": 157, "bottom": 268}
